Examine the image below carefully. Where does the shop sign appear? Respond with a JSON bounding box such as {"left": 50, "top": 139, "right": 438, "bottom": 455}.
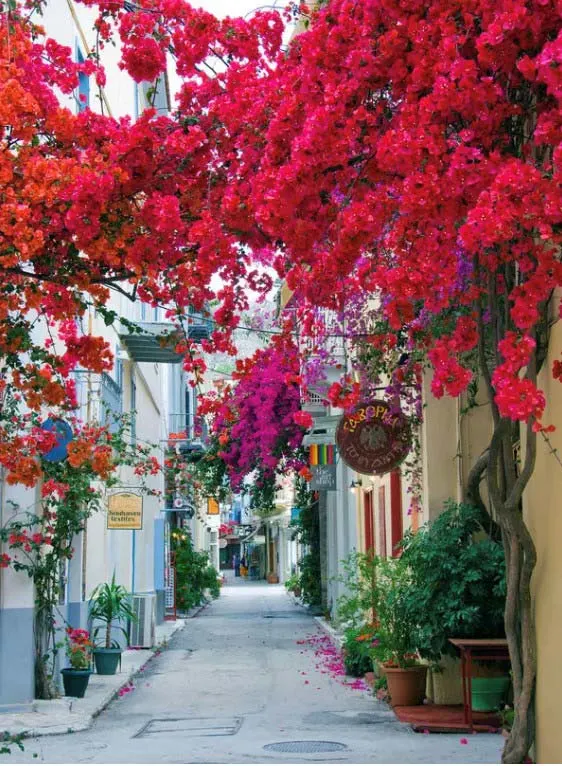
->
{"left": 207, "top": 498, "right": 220, "bottom": 515}
{"left": 310, "top": 464, "right": 337, "bottom": 491}
{"left": 107, "top": 492, "right": 143, "bottom": 530}
{"left": 335, "top": 400, "right": 411, "bottom": 475}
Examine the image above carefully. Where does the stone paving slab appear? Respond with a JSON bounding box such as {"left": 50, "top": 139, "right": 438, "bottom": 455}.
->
{"left": 0, "top": 619, "right": 187, "bottom": 738}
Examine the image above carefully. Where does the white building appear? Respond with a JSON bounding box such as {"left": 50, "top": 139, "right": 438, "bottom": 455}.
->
{"left": 0, "top": 0, "right": 208, "bottom": 709}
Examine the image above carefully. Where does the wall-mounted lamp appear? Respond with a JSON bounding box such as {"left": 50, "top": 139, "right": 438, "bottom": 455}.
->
{"left": 349, "top": 479, "right": 363, "bottom": 493}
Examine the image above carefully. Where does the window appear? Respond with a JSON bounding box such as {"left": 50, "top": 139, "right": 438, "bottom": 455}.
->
{"left": 130, "top": 375, "right": 137, "bottom": 446}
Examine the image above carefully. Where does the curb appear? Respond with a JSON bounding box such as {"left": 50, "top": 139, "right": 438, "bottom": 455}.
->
{"left": 0, "top": 619, "right": 187, "bottom": 739}
{"left": 313, "top": 616, "right": 344, "bottom": 648}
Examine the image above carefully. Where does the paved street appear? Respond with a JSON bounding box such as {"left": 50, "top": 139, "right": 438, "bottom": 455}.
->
{"left": 3, "top": 580, "right": 503, "bottom": 764}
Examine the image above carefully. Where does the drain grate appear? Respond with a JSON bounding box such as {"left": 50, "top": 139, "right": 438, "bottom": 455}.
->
{"left": 134, "top": 717, "right": 242, "bottom": 738}
{"left": 263, "top": 741, "right": 348, "bottom": 754}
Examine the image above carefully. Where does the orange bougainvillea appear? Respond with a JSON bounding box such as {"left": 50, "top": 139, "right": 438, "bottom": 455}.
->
{"left": 66, "top": 439, "right": 94, "bottom": 469}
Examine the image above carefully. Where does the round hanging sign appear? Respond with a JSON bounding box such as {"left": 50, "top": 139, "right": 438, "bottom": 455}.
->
{"left": 335, "top": 400, "right": 411, "bottom": 475}
{"left": 41, "top": 418, "right": 73, "bottom": 463}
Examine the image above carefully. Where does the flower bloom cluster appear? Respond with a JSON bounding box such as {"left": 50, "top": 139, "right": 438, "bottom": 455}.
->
{"left": 65, "top": 627, "right": 93, "bottom": 670}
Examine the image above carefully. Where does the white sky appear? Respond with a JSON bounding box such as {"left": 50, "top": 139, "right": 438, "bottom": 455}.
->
{"left": 192, "top": 0, "right": 286, "bottom": 20}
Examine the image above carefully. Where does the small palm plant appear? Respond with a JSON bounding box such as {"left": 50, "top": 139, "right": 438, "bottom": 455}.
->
{"left": 89, "top": 574, "right": 137, "bottom": 674}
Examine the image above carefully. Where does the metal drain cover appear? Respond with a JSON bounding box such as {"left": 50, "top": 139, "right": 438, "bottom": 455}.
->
{"left": 134, "top": 717, "right": 242, "bottom": 738}
{"left": 264, "top": 741, "right": 348, "bottom": 753}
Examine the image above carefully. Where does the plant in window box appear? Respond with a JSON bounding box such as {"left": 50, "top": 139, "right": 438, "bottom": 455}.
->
{"left": 61, "top": 628, "right": 93, "bottom": 698}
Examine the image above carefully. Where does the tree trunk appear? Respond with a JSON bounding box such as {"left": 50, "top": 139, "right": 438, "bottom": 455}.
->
{"left": 487, "top": 418, "right": 537, "bottom": 764}
{"left": 34, "top": 604, "right": 56, "bottom": 700}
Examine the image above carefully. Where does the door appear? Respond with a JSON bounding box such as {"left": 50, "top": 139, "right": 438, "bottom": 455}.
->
{"left": 377, "top": 486, "right": 387, "bottom": 557}
{"left": 364, "top": 490, "right": 375, "bottom": 556}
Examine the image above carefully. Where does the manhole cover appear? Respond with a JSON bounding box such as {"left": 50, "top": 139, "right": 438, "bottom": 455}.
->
{"left": 263, "top": 741, "right": 348, "bottom": 753}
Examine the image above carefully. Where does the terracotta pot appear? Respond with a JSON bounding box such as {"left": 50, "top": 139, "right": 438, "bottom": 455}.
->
{"left": 267, "top": 573, "right": 279, "bottom": 584}
{"left": 385, "top": 665, "right": 428, "bottom": 707}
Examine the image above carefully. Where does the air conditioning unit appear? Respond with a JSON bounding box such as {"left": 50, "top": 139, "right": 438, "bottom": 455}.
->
{"left": 129, "top": 594, "right": 156, "bottom": 648}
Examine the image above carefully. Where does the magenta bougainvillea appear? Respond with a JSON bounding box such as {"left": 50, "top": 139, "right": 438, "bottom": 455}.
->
{"left": 210, "top": 334, "right": 306, "bottom": 492}
{"left": 5, "top": 0, "right": 562, "bottom": 758}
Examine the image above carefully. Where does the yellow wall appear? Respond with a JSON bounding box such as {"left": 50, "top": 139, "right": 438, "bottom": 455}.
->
{"left": 524, "top": 308, "right": 562, "bottom": 764}
{"left": 420, "top": 378, "right": 461, "bottom": 519}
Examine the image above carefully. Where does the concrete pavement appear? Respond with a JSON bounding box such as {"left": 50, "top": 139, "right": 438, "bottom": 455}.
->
{"left": 0, "top": 576, "right": 503, "bottom": 763}
{"left": 0, "top": 619, "right": 186, "bottom": 738}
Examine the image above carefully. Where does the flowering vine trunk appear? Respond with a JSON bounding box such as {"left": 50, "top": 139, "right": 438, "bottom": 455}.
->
{"left": 33, "top": 565, "right": 59, "bottom": 700}
{"left": 488, "top": 418, "right": 537, "bottom": 764}
{"left": 474, "top": 275, "right": 544, "bottom": 763}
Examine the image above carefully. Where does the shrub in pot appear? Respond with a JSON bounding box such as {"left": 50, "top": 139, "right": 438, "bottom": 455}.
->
{"left": 370, "top": 557, "right": 427, "bottom": 707}
{"left": 400, "top": 501, "right": 507, "bottom": 705}
{"left": 89, "top": 574, "right": 137, "bottom": 675}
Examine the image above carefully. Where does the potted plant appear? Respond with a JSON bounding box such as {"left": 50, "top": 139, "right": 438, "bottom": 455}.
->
{"left": 61, "top": 627, "right": 93, "bottom": 697}
{"left": 89, "top": 574, "right": 137, "bottom": 675}
{"left": 400, "top": 501, "right": 507, "bottom": 706}
{"left": 284, "top": 573, "right": 301, "bottom": 597}
{"left": 342, "top": 625, "right": 376, "bottom": 677}
{"left": 370, "top": 557, "right": 427, "bottom": 707}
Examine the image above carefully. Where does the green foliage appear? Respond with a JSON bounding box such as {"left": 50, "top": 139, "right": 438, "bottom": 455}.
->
{"left": 0, "top": 401, "right": 159, "bottom": 698}
{"left": 172, "top": 530, "right": 220, "bottom": 612}
{"left": 284, "top": 573, "right": 300, "bottom": 592}
{"left": 88, "top": 574, "right": 137, "bottom": 649}
{"left": 192, "top": 437, "right": 230, "bottom": 502}
{"left": 0, "top": 732, "right": 25, "bottom": 756}
{"left": 335, "top": 550, "right": 381, "bottom": 629}
{"left": 500, "top": 705, "right": 515, "bottom": 732}
{"left": 369, "top": 556, "right": 420, "bottom": 669}
{"left": 291, "top": 478, "right": 321, "bottom": 607}
{"left": 342, "top": 625, "right": 375, "bottom": 677}
{"left": 400, "top": 500, "right": 506, "bottom": 662}
{"left": 247, "top": 469, "right": 277, "bottom": 516}
{"left": 335, "top": 551, "right": 419, "bottom": 668}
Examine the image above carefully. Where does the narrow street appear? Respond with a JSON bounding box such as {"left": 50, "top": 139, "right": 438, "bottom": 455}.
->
{"left": 4, "top": 580, "right": 502, "bottom": 764}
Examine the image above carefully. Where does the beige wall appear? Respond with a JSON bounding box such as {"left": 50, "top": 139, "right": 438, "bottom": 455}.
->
{"left": 420, "top": 378, "right": 460, "bottom": 519}
{"left": 524, "top": 305, "right": 562, "bottom": 764}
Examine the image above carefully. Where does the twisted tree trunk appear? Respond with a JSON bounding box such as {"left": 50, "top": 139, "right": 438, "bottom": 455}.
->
{"left": 488, "top": 418, "right": 537, "bottom": 764}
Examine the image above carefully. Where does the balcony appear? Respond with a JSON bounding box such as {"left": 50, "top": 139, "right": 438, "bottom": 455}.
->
{"left": 119, "top": 316, "right": 211, "bottom": 363}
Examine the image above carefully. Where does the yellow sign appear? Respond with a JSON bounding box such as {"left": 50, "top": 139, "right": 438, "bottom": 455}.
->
{"left": 107, "top": 493, "right": 143, "bottom": 530}
{"left": 207, "top": 498, "right": 219, "bottom": 516}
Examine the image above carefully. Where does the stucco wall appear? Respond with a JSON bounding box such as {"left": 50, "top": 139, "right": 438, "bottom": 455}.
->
{"left": 524, "top": 307, "right": 562, "bottom": 764}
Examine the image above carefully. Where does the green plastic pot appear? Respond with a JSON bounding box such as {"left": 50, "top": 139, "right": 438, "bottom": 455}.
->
{"left": 61, "top": 668, "right": 92, "bottom": 698}
{"left": 471, "top": 676, "right": 511, "bottom": 712}
{"left": 93, "top": 648, "right": 122, "bottom": 675}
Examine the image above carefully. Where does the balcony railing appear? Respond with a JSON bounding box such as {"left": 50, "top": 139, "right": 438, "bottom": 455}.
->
{"left": 119, "top": 313, "right": 212, "bottom": 364}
